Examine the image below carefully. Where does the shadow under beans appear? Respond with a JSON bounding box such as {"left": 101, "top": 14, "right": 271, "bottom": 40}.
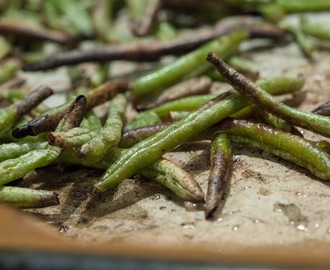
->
{"left": 80, "top": 178, "right": 162, "bottom": 219}
{"left": 232, "top": 143, "right": 327, "bottom": 184}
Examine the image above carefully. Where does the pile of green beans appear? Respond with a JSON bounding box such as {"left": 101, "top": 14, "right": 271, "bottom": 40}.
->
{"left": 0, "top": 1, "right": 329, "bottom": 220}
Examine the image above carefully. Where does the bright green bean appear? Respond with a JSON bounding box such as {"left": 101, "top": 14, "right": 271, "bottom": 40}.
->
{"left": 132, "top": 30, "right": 248, "bottom": 99}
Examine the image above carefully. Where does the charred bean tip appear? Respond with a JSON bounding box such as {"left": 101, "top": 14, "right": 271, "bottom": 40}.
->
{"left": 11, "top": 125, "right": 34, "bottom": 138}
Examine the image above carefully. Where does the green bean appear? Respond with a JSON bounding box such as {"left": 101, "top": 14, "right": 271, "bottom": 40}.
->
{"left": 0, "top": 186, "right": 59, "bottom": 208}
{"left": 136, "top": 76, "right": 212, "bottom": 110}
{"left": 119, "top": 124, "right": 169, "bottom": 148}
{"left": 257, "top": 3, "right": 285, "bottom": 23}
{"left": 0, "top": 90, "right": 25, "bottom": 102}
{"left": 0, "top": 85, "right": 53, "bottom": 138}
{"left": 255, "top": 77, "right": 304, "bottom": 95}
{"left": 168, "top": 111, "right": 190, "bottom": 122}
{"left": 126, "top": 0, "right": 149, "bottom": 20}
{"left": 47, "top": 128, "right": 98, "bottom": 148}
{"left": 207, "top": 52, "right": 330, "bottom": 138}
{"left": 140, "top": 158, "right": 204, "bottom": 202}
{"left": 301, "top": 17, "right": 330, "bottom": 42}
{"left": 132, "top": 30, "right": 248, "bottom": 100}
{"left": 0, "top": 35, "right": 11, "bottom": 60}
{"left": 45, "top": 0, "right": 93, "bottom": 36}
{"left": 228, "top": 56, "right": 259, "bottom": 81}
{"left": 224, "top": 0, "right": 273, "bottom": 7}
{"left": 155, "top": 21, "right": 177, "bottom": 41}
{"left": 254, "top": 108, "right": 298, "bottom": 134}
{"left": 280, "top": 22, "right": 316, "bottom": 58}
{"left": 54, "top": 95, "right": 87, "bottom": 132}
{"left": 124, "top": 111, "right": 162, "bottom": 131}
{"left": 94, "top": 75, "right": 301, "bottom": 191}
{"left": 92, "top": 0, "right": 114, "bottom": 42}
{"left": 133, "top": 76, "right": 304, "bottom": 124}
{"left": 0, "top": 96, "right": 87, "bottom": 186}
{"left": 218, "top": 119, "right": 330, "bottom": 181}
{"left": 133, "top": 94, "right": 217, "bottom": 120}
{"left": 205, "top": 133, "right": 232, "bottom": 219}
{"left": 0, "top": 141, "right": 46, "bottom": 162}
{"left": 0, "top": 59, "right": 20, "bottom": 85}
{"left": 0, "top": 148, "right": 59, "bottom": 186}
{"left": 79, "top": 94, "right": 127, "bottom": 162}
{"left": 131, "top": 0, "right": 163, "bottom": 37}
{"left": 12, "top": 80, "right": 129, "bottom": 138}
{"left": 79, "top": 111, "right": 102, "bottom": 131}
{"left": 277, "top": 0, "right": 330, "bottom": 12}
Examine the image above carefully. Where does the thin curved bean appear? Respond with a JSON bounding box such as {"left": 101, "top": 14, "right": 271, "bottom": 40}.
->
{"left": 218, "top": 119, "right": 330, "bottom": 181}
{"left": 207, "top": 52, "right": 330, "bottom": 137}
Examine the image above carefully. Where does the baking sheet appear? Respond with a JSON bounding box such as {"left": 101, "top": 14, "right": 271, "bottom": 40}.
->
{"left": 0, "top": 14, "right": 330, "bottom": 269}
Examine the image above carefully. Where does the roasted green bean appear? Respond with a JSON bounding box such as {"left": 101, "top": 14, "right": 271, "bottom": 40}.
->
{"left": 207, "top": 52, "right": 330, "bottom": 138}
